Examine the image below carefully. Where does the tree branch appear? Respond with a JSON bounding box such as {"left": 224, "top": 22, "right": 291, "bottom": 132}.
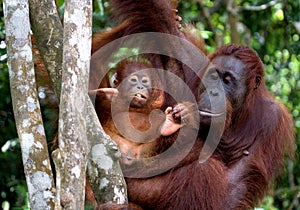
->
{"left": 86, "top": 97, "right": 128, "bottom": 204}
{"left": 226, "top": 0, "right": 241, "bottom": 44}
{"left": 56, "top": 0, "right": 93, "bottom": 209}
{"left": 240, "top": 0, "right": 280, "bottom": 11}
{"left": 197, "top": 0, "right": 223, "bottom": 47}
{"left": 28, "top": 0, "right": 63, "bottom": 99}
{"left": 28, "top": 0, "right": 128, "bottom": 206}
{"left": 4, "top": 0, "right": 55, "bottom": 209}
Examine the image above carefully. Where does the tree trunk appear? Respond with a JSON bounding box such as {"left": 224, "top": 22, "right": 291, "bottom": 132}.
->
{"left": 5, "top": 0, "right": 128, "bottom": 208}
{"left": 226, "top": 0, "right": 241, "bottom": 44}
{"left": 28, "top": 0, "right": 127, "bottom": 204}
{"left": 86, "top": 99, "right": 128, "bottom": 204}
{"left": 3, "top": 0, "right": 55, "bottom": 209}
{"left": 28, "top": 0, "right": 64, "bottom": 99}
{"left": 54, "top": 0, "right": 92, "bottom": 209}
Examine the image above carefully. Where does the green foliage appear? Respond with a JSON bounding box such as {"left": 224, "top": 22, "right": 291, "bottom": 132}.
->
{"left": 92, "top": 0, "right": 113, "bottom": 32}
{"left": 255, "top": 196, "right": 279, "bottom": 210}
{"left": 264, "top": 50, "right": 300, "bottom": 209}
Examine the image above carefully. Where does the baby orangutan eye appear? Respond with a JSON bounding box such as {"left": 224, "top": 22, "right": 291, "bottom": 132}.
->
{"left": 129, "top": 75, "right": 138, "bottom": 84}
{"left": 141, "top": 77, "right": 150, "bottom": 86}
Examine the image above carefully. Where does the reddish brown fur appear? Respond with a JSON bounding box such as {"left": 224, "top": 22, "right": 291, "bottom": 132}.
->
{"left": 95, "top": 60, "right": 164, "bottom": 123}
{"left": 90, "top": 1, "right": 213, "bottom": 208}
{"left": 209, "top": 44, "right": 295, "bottom": 209}
{"left": 90, "top": 0, "right": 206, "bottom": 93}
{"left": 109, "top": 0, "right": 179, "bottom": 36}
{"left": 94, "top": 60, "right": 168, "bottom": 160}
{"left": 92, "top": 21, "right": 131, "bottom": 54}
{"left": 90, "top": 0, "right": 294, "bottom": 209}
{"left": 91, "top": 0, "right": 181, "bottom": 55}
{"left": 95, "top": 45, "right": 294, "bottom": 210}
{"left": 209, "top": 45, "right": 294, "bottom": 165}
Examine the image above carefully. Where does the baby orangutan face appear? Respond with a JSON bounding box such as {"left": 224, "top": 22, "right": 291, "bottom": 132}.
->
{"left": 117, "top": 71, "right": 152, "bottom": 108}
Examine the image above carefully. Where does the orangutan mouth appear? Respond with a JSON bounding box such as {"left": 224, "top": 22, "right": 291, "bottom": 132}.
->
{"left": 135, "top": 93, "right": 147, "bottom": 99}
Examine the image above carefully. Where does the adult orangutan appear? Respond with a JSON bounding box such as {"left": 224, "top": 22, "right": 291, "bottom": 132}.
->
{"left": 207, "top": 44, "right": 295, "bottom": 209}
{"left": 95, "top": 44, "right": 294, "bottom": 210}
{"left": 127, "top": 44, "right": 295, "bottom": 209}
{"left": 89, "top": 0, "right": 294, "bottom": 209}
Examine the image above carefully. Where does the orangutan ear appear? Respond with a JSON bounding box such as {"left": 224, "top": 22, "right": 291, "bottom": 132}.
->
{"left": 254, "top": 75, "right": 261, "bottom": 90}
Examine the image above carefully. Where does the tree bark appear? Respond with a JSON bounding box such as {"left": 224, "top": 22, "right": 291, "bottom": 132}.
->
{"left": 226, "top": 0, "right": 241, "bottom": 44}
{"left": 54, "top": 0, "right": 92, "bottom": 209}
{"left": 3, "top": 0, "right": 55, "bottom": 209}
{"left": 28, "top": 0, "right": 63, "bottom": 99}
{"left": 86, "top": 98, "right": 128, "bottom": 204}
{"left": 197, "top": 0, "right": 223, "bottom": 47}
{"left": 9, "top": 0, "right": 128, "bottom": 207}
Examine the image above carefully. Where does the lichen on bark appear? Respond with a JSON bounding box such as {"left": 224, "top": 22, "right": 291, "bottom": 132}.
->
{"left": 4, "top": 0, "right": 55, "bottom": 209}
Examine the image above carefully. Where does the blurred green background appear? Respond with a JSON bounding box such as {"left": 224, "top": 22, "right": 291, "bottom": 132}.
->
{"left": 0, "top": 0, "right": 299, "bottom": 209}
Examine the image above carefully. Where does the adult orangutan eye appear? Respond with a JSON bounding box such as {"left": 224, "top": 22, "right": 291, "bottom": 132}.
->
{"left": 223, "top": 72, "right": 233, "bottom": 85}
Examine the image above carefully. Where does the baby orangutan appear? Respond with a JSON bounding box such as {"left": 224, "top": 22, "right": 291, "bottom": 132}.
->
{"left": 92, "top": 60, "right": 194, "bottom": 162}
